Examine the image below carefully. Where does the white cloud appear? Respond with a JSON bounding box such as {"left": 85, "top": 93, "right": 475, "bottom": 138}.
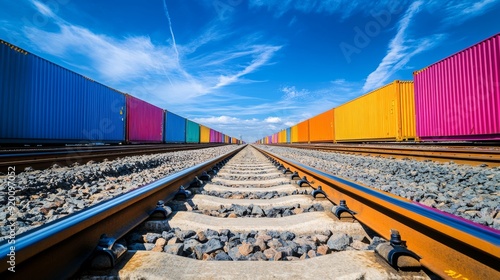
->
{"left": 32, "top": 0, "right": 57, "bottom": 18}
{"left": 281, "top": 86, "right": 310, "bottom": 100}
{"left": 214, "top": 45, "right": 282, "bottom": 88}
{"left": 265, "top": 117, "right": 282, "bottom": 123}
{"left": 427, "top": 0, "right": 500, "bottom": 25}
{"left": 362, "top": 1, "right": 437, "bottom": 92}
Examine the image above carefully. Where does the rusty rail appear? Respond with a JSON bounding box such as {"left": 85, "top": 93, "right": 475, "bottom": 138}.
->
{"left": 255, "top": 146, "right": 500, "bottom": 280}
{"left": 0, "top": 145, "right": 245, "bottom": 279}
{"left": 0, "top": 143, "right": 228, "bottom": 173}
{"left": 270, "top": 143, "right": 500, "bottom": 167}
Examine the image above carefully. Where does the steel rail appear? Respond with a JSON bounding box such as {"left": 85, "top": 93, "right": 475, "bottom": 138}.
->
{"left": 0, "top": 145, "right": 245, "bottom": 279}
{"left": 0, "top": 143, "right": 228, "bottom": 173}
{"left": 271, "top": 143, "right": 500, "bottom": 167}
{"left": 255, "top": 146, "right": 500, "bottom": 280}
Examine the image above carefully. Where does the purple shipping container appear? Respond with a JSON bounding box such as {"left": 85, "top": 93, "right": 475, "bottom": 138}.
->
{"left": 414, "top": 33, "right": 500, "bottom": 141}
{"left": 209, "top": 129, "right": 217, "bottom": 143}
{"left": 126, "top": 95, "right": 164, "bottom": 143}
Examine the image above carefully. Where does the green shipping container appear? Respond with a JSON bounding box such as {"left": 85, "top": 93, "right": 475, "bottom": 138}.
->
{"left": 186, "top": 120, "right": 200, "bottom": 143}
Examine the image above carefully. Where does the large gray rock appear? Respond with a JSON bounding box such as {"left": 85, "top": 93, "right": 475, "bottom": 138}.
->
{"left": 327, "top": 232, "right": 351, "bottom": 251}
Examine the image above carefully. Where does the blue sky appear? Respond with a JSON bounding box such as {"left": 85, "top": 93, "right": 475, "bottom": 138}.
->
{"left": 1, "top": 0, "right": 499, "bottom": 142}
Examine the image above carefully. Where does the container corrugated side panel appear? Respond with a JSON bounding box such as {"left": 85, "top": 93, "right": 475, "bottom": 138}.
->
{"left": 415, "top": 34, "right": 500, "bottom": 140}
{"left": 200, "top": 125, "right": 210, "bottom": 143}
{"left": 164, "top": 111, "right": 186, "bottom": 143}
{"left": 186, "top": 120, "right": 200, "bottom": 143}
{"left": 397, "top": 81, "right": 417, "bottom": 140}
{"left": 297, "top": 120, "right": 309, "bottom": 143}
{"left": 291, "top": 125, "right": 298, "bottom": 143}
{"left": 1, "top": 42, "right": 125, "bottom": 143}
{"left": 224, "top": 135, "right": 229, "bottom": 143}
{"left": 335, "top": 81, "right": 402, "bottom": 142}
{"left": 126, "top": 95, "right": 163, "bottom": 143}
{"left": 309, "top": 109, "right": 334, "bottom": 142}
{"left": 209, "top": 129, "right": 216, "bottom": 143}
{"left": 1, "top": 42, "right": 32, "bottom": 142}
{"left": 286, "top": 127, "right": 291, "bottom": 143}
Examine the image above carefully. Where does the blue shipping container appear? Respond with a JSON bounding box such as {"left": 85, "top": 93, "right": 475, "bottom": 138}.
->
{"left": 0, "top": 40, "right": 126, "bottom": 144}
{"left": 186, "top": 120, "right": 200, "bottom": 143}
{"left": 164, "top": 111, "right": 186, "bottom": 143}
{"left": 286, "top": 127, "right": 291, "bottom": 143}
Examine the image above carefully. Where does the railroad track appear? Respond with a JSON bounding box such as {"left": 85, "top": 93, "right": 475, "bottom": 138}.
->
{"left": 1, "top": 145, "right": 498, "bottom": 279}
{"left": 272, "top": 143, "right": 500, "bottom": 167}
{"left": 0, "top": 143, "right": 226, "bottom": 173}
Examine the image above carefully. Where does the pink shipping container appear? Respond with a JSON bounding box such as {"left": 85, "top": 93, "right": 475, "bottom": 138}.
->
{"left": 209, "top": 129, "right": 218, "bottom": 143}
{"left": 126, "top": 95, "right": 164, "bottom": 143}
{"left": 414, "top": 33, "right": 500, "bottom": 141}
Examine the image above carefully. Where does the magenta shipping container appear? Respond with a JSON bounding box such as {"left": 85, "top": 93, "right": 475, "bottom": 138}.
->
{"left": 209, "top": 129, "right": 218, "bottom": 143}
{"left": 414, "top": 33, "right": 500, "bottom": 141}
{"left": 126, "top": 95, "right": 164, "bottom": 143}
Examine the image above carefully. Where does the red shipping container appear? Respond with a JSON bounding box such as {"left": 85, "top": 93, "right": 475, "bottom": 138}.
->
{"left": 126, "top": 95, "right": 164, "bottom": 143}
{"left": 414, "top": 33, "right": 500, "bottom": 141}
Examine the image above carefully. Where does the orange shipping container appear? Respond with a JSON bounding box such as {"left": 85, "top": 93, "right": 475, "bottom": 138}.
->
{"left": 297, "top": 120, "right": 309, "bottom": 143}
{"left": 309, "top": 109, "right": 334, "bottom": 142}
{"left": 334, "top": 80, "right": 416, "bottom": 142}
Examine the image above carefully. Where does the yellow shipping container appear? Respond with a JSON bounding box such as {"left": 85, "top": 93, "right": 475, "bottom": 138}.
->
{"left": 334, "top": 80, "right": 416, "bottom": 142}
{"left": 291, "top": 125, "right": 299, "bottom": 143}
{"left": 232, "top": 138, "right": 237, "bottom": 144}
{"left": 297, "top": 120, "right": 309, "bottom": 143}
{"left": 278, "top": 129, "right": 286, "bottom": 143}
{"left": 309, "top": 109, "right": 334, "bottom": 142}
{"left": 200, "top": 125, "right": 210, "bottom": 143}
{"left": 224, "top": 135, "right": 229, "bottom": 143}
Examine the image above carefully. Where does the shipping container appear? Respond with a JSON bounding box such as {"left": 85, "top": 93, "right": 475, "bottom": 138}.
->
{"left": 0, "top": 40, "right": 126, "bottom": 144}
{"left": 164, "top": 111, "right": 186, "bottom": 143}
{"left": 278, "top": 129, "right": 286, "bottom": 143}
{"left": 309, "top": 109, "right": 334, "bottom": 142}
{"left": 297, "top": 120, "right": 309, "bottom": 143}
{"left": 232, "top": 137, "right": 238, "bottom": 144}
{"left": 286, "top": 127, "right": 291, "bottom": 143}
{"left": 200, "top": 125, "right": 210, "bottom": 143}
{"left": 224, "top": 135, "right": 229, "bottom": 143}
{"left": 291, "top": 125, "right": 299, "bottom": 143}
{"left": 126, "top": 95, "right": 163, "bottom": 143}
{"left": 414, "top": 34, "right": 500, "bottom": 141}
{"left": 186, "top": 120, "right": 200, "bottom": 143}
{"left": 334, "top": 80, "right": 416, "bottom": 142}
{"left": 209, "top": 129, "right": 217, "bottom": 143}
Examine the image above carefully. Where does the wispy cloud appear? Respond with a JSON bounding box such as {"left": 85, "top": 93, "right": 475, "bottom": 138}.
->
{"left": 22, "top": 0, "right": 282, "bottom": 109}
{"left": 427, "top": 0, "right": 500, "bottom": 25}
{"left": 32, "top": 0, "right": 57, "bottom": 18}
{"left": 213, "top": 45, "right": 282, "bottom": 88}
{"left": 249, "top": 0, "right": 402, "bottom": 20}
{"left": 362, "top": 1, "right": 445, "bottom": 92}
{"left": 162, "top": 0, "right": 179, "bottom": 62}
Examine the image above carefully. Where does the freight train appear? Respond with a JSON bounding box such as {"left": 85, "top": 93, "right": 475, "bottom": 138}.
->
{"left": 261, "top": 33, "right": 500, "bottom": 144}
{"left": 0, "top": 40, "right": 241, "bottom": 146}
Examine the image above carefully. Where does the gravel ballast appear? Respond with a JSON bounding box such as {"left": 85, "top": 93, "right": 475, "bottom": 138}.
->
{"left": 0, "top": 145, "right": 240, "bottom": 240}
{"left": 259, "top": 145, "right": 500, "bottom": 230}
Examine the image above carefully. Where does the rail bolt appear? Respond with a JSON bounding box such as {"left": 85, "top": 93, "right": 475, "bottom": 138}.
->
{"left": 199, "top": 171, "right": 211, "bottom": 182}
{"left": 375, "top": 229, "right": 421, "bottom": 270}
{"left": 90, "top": 234, "right": 127, "bottom": 269}
{"left": 297, "top": 176, "right": 311, "bottom": 187}
{"left": 150, "top": 200, "right": 172, "bottom": 219}
{"left": 189, "top": 176, "right": 204, "bottom": 188}
{"left": 175, "top": 185, "right": 192, "bottom": 200}
{"left": 332, "top": 199, "right": 356, "bottom": 219}
{"left": 311, "top": 186, "right": 326, "bottom": 198}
